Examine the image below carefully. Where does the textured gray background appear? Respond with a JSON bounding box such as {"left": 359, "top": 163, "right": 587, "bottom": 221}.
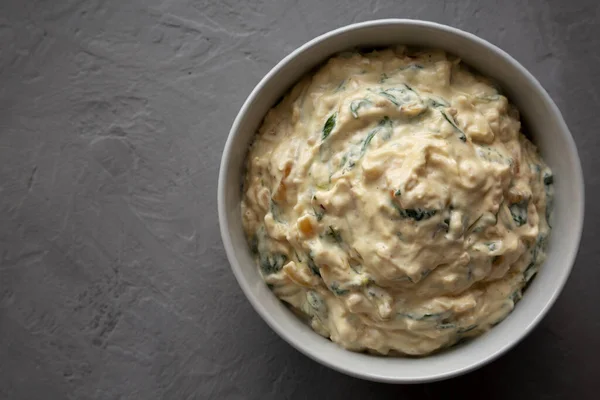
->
{"left": 1, "top": 0, "right": 598, "bottom": 399}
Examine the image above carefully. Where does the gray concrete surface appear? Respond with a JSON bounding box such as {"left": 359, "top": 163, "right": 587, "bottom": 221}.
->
{"left": 1, "top": 0, "right": 598, "bottom": 398}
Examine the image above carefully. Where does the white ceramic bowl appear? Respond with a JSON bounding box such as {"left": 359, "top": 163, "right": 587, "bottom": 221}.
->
{"left": 218, "top": 19, "right": 584, "bottom": 383}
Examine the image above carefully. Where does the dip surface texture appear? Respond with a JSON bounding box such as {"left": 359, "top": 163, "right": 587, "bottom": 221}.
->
{"left": 241, "top": 48, "right": 553, "bottom": 356}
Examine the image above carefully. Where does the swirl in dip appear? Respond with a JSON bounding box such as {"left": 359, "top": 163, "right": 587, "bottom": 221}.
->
{"left": 241, "top": 47, "right": 554, "bottom": 356}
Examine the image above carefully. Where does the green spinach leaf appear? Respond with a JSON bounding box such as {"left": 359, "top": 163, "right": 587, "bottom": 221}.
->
{"left": 440, "top": 110, "right": 467, "bottom": 142}
{"left": 322, "top": 113, "right": 337, "bottom": 140}
{"left": 350, "top": 99, "right": 371, "bottom": 118}
{"left": 330, "top": 282, "right": 349, "bottom": 296}
{"left": 260, "top": 253, "right": 287, "bottom": 275}
{"left": 509, "top": 200, "right": 528, "bottom": 226}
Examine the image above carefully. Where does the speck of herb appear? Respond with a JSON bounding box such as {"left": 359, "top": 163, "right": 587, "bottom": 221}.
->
{"left": 524, "top": 261, "right": 537, "bottom": 282}
{"left": 379, "top": 116, "right": 393, "bottom": 140}
{"left": 322, "top": 113, "right": 337, "bottom": 140}
{"left": 440, "top": 110, "right": 467, "bottom": 142}
{"left": 249, "top": 236, "right": 259, "bottom": 255}
{"left": 314, "top": 208, "right": 324, "bottom": 221}
{"left": 404, "top": 83, "right": 416, "bottom": 92}
{"left": 339, "top": 153, "right": 348, "bottom": 167}
{"left": 467, "top": 214, "right": 484, "bottom": 232}
{"left": 260, "top": 253, "right": 287, "bottom": 275}
{"left": 392, "top": 201, "right": 437, "bottom": 221}
{"left": 399, "top": 311, "right": 448, "bottom": 321}
{"left": 307, "top": 291, "right": 325, "bottom": 311}
{"left": 438, "top": 323, "right": 456, "bottom": 330}
{"left": 458, "top": 325, "right": 478, "bottom": 334}
{"left": 509, "top": 290, "right": 522, "bottom": 303}
{"left": 427, "top": 98, "right": 446, "bottom": 108}
{"left": 378, "top": 90, "right": 400, "bottom": 106}
{"left": 330, "top": 282, "right": 349, "bottom": 296}
{"left": 361, "top": 117, "right": 392, "bottom": 153}
{"left": 335, "top": 79, "right": 346, "bottom": 92}
{"left": 361, "top": 128, "right": 378, "bottom": 152}
{"left": 509, "top": 200, "right": 528, "bottom": 227}
{"left": 269, "top": 199, "right": 282, "bottom": 222}
{"left": 326, "top": 225, "right": 342, "bottom": 243}
{"left": 307, "top": 252, "right": 321, "bottom": 277}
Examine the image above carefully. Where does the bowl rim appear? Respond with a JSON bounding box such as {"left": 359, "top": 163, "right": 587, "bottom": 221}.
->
{"left": 218, "top": 18, "right": 585, "bottom": 383}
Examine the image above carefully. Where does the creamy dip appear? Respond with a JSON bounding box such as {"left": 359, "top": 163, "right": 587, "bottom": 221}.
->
{"left": 241, "top": 47, "right": 554, "bottom": 356}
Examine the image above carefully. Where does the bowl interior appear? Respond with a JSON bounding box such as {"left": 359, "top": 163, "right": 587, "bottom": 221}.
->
{"left": 218, "top": 20, "right": 584, "bottom": 383}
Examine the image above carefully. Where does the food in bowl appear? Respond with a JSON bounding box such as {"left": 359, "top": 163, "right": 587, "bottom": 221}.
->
{"left": 240, "top": 47, "right": 554, "bottom": 356}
